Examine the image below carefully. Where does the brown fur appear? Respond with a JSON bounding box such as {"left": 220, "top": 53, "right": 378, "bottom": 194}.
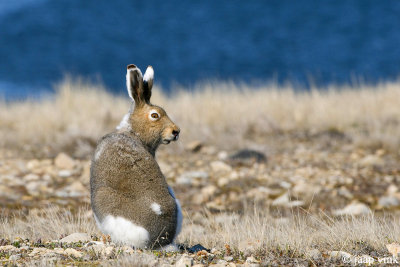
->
{"left": 90, "top": 65, "right": 180, "bottom": 248}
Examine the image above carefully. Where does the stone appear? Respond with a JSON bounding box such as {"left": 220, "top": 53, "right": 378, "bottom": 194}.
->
{"left": 177, "top": 171, "right": 209, "bottom": 185}
{"left": 238, "top": 239, "right": 262, "bottom": 257}
{"left": 386, "top": 243, "right": 400, "bottom": 257}
{"left": 306, "top": 248, "right": 322, "bottom": 260}
{"left": 56, "top": 181, "right": 87, "bottom": 198}
{"left": 186, "top": 140, "right": 203, "bottom": 152}
{"left": 329, "top": 251, "right": 352, "bottom": 261}
{"left": 26, "top": 159, "right": 40, "bottom": 170}
{"left": 378, "top": 196, "right": 400, "bottom": 208}
{"left": 246, "top": 256, "right": 259, "bottom": 263}
{"left": 272, "top": 193, "right": 289, "bottom": 206}
{"left": 359, "top": 155, "right": 383, "bottom": 167}
{"left": 333, "top": 202, "right": 371, "bottom": 216}
{"left": 218, "top": 151, "right": 228, "bottom": 160}
{"left": 29, "top": 248, "right": 48, "bottom": 257}
{"left": 60, "top": 233, "right": 91, "bottom": 243}
{"left": 58, "top": 170, "right": 73, "bottom": 178}
{"left": 0, "top": 245, "right": 20, "bottom": 253}
{"left": 228, "top": 149, "right": 267, "bottom": 166}
{"left": 176, "top": 254, "right": 193, "bottom": 267}
{"left": 23, "top": 173, "right": 39, "bottom": 181}
{"left": 64, "top": 248, "right": 83, "bottom": 258}
{"left": 210, "top": 161, "right": 232, "bottom": 173}
{"left": 9, "top": 254, "right": 21, "bottom": 261}
{"left": 224, "top": 256, "right": 234, "bottom": 261}
{"left": 54, "top": 153, "right": 75, "bottom": 169}
{"left": 104, "top": 246, "right": 115, "bottom": 258}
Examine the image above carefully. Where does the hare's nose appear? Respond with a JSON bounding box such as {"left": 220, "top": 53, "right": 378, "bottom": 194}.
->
{"left": 172, "top": 129, "right": 180, "bottom": 136}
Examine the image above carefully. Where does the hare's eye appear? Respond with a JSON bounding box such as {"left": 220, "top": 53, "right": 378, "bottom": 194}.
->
{"left": 149, "top": 112, "right": 160, "bottom": 121}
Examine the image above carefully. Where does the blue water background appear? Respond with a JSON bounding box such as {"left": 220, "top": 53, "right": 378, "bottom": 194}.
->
{"left": 1, "top": 0, "right": 400, "bottom": 99}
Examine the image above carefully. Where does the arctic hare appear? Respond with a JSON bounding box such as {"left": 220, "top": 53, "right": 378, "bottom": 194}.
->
{"left": 90, "top": 64, "right": 182, "bottom": 249}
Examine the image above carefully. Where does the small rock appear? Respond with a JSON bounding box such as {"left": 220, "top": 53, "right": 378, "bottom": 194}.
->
{"left": 386, "top": 243, "right": 400, "bottom": 257}
{"left": 65, "top": 248, "right": 83, "bottom": 258}
{"left": 176, "top": 254, "right": 193, "bottom": 267}
{"left": 378, "top": 196, "right": 400, "bottom": 208}
{"left": 329, "top": 251, "right": 352, "bottom": 261}
{"left": 23, "top": 173, "right": 39, "bottom": 181}
{"left": 56, "top": 181, "right": 87, "bottom": 198}
{"left": 26, "top": 159, "right": 40, "bottom": 170}
{"left": 333, "top": 202, "right": 371, "bottom": 216}
{"left": 359, "top": 155, "right": 383, "bottom": 167}
{"left": 29, "top": 248, "right": 48, "bottom": 256}
{"left": 58, "top": 170, "right": 73, "bottom": 178}
{"left": 186, "top": 141, "right": 203, "bottom": 152}
{"left": 9, "top": 254, "right": 21, "bottom": 261}
{"left": 177, "top": 171, "right": 209, "bottom": 185}
{"left": 216, "top": 259, "right": 228, "bottom": 265}
{"left": 224, "top": 256, "right": 234, "bottom": 261}
{"left": 60, "top": 233, "right": 91, "bottom": 243}
{"left": 218, "top": 151, "right": 228, "bottom": 160}
{"left": 55, "top": 153, "right": 75, "bottom": 169}
{"left": 272, "top": 193, "right": 289, "bottom": 206}
{"left": 210, "top": 161, "right": 232, "bottom": 173}
{"left": 228, "top": 149, "right": 266, "bottom": 166}
{"left": 0, "top": 245, "right": 19, "bottom": 253}
{"left": 246, "top": 256, "right": 259, "bottom": 263}
{"left": 306, "top": 248, "right": 321, "bottom": 260}
{"left": 53, "top": 248, "right": 65, "bottom": 255}
{"left": 238, "top": 239, "right": 262, "bottom": 257}
{"left": 217, "top": 177, "right": 230, "bottom": 187}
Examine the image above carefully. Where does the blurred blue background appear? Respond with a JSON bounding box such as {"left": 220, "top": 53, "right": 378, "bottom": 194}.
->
{"left": 1, "top": 0, "right": 400, "bottom": 99}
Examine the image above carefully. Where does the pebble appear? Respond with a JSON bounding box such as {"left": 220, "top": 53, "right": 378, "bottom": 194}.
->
{"left": 386, "top": 243, "right": 400, "bottom": 257}
{"left": 210, "top": 161, "right": 232, "bottom": 173}
{"left": 333, "top": 202, "right": 372, "bottom": 216}
{"left": 228, "top": 149, "right": 267, "bottom": 166}
{"left": 329, "top": 251, "right": 352, "bottom": 260}
{"left": 378, "top": 196, "right": 400, "bottom": 208}
{"left": 60, "top": 233, "right": 92, "bottom": 243}
{"left": 176, "top": 254, "right": 193, "bottom": 267}
{"left": 9, "top": 254, "right": 21, "bottom": 261}
{"left": 186, "top": 141, "right": 203, "bottom": 152}
{"left": 177, "top": 171, "right": 209, "bottom": 185}
{"left": 306, "top": 248, "right": 322, "bottom": 260}
{"left": 64, "top": 248, "right": 83, "bottom": 258}
{"left": 54, "top": 153, "right": 75, "bottom": 170}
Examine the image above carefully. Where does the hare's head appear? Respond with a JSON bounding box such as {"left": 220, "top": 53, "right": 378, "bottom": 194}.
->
{"left": 118, "top": 64, "right": 180, "bottom": 153}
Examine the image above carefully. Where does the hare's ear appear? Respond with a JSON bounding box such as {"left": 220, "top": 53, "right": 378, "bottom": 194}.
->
{"left": 142, "top": 66, "right": 154, "bottom": 103}
{"left": 126, "top": 64, "right": 144, "bottom": 106}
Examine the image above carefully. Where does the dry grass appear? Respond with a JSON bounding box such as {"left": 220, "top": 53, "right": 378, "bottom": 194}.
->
{"left": 1, "top": 79, "right": 400, "bottom": 158}
{"left": 1, "top": 207, "right": 399, "bottom": 258}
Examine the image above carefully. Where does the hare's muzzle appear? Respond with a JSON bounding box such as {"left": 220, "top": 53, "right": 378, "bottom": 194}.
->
{"left": 172, "top": 129, "right": 180, "bottom": 141}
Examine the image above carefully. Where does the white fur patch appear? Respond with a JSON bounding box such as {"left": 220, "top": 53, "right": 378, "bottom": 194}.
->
{"left": 167, "top": 186, "right": 182, "bottom": 241}
{"left": 116, "top": 113, "right": 130, "bottom": 130}
{"left": 94, "top": 142, "right": 106, "bottom": 161}
{"left": 97, "top": 215, "right": 149, "bottom": 248}
{"left": 151, "top": 202, "right": 162, "bottom": 215}
{"left": 143, "top": 66, "right": 154, "bottom": 82}
{"left": 148, "top": 109, "right": 160, "bottom": 121}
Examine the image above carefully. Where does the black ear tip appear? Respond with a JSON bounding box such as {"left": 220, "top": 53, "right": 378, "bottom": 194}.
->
{"left": 127, "top": 64, "right": 137, "bottom": 70}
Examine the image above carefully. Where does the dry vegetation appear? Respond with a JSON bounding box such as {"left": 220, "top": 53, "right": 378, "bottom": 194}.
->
{"left": 0, "top": 79, "right": 400, "bottom": 266}
{"left": 1, "top": 78, "right": 400, "bottom": 158}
